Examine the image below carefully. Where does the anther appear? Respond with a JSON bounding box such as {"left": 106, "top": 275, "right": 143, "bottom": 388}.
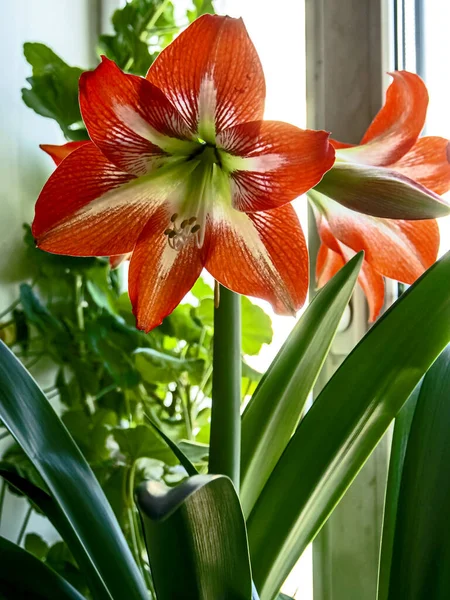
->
{"left": 188, "top": 217, "right": 197, "bottom": 224}
{"left": 180, "top": 219, "right": 189, "bottom": 228}
{"left": 168, "top": 230, "right": 176, "bottom": 239}
{"left": 191, "top": 224, "right": 200, "bottom": 234}
{"left": 170, "top": 213, "right": 178, "bottom": 223}
{"left": 164, "top": 229, "right": 172, "bottom": 236}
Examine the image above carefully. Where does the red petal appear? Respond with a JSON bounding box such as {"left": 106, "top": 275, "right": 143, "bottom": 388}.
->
{"left": 389, "top": 136, "right": 450, "bottom": 195}
{"left": 316, "top": 243, "right": 345, "bottom": 287}
{"left": 40, "top": 141, "right": 89, "bottom": 166}
{"left": 79, "top": 57, "right": 193, "bottom": 175}
{"left": 128, "top": 207, "right": 204, "bottom": 332}
{"left": 356, "top": 255, "right": 385, "bottom": 322}
{"left": 318, "top": 198, "right": 439, "bottom": 284}
{"left": 342, "top": 71, "right": 428, "bottom": 166}
{"left": 316, "top": 217, "right": 385, "bottom": 321}
{"left": 33, "top": 143, "right": 161, "bottom": 256}
{"left": 146, "top": 15, "right": 265, "bottom": 134}
{"left": 205, "top": 203, "right": 308, "bottom": 315}
{"left": 218, "top": 121, "right": 335, "bottom": 211}
{"left": 330, "top": 140, "right": 354, "bottom": 150}
{"left": 110, "top": 253, "right": 131, "bottom": 269}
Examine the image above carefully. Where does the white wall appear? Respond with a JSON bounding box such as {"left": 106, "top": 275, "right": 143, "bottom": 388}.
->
{"left": 0, "top": 0, "right": 98, "bottom": 544}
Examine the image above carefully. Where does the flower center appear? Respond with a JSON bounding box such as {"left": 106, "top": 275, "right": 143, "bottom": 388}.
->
{"left": 163, "top": 145, "right": 227, "bottom": 252}
{"left": 164, "top": 213, "right": 202, "bottom": 250}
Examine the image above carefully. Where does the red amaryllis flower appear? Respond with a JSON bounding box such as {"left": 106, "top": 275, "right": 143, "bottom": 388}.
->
{"left": 308, "top": 71, "right": 450, "bottom": 321}
{"left": 33, "top": 15, "right": 334, "bottom": 332}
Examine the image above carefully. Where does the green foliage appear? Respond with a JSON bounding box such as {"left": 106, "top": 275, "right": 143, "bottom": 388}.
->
{"left": 187, "top": 0, "right": 215, "bottom": 21}
{"left": 247, "top": 250, "right": 450, "bottom": 600}
{"left": 136, "top": 475, "right": 252, "bottom": 599}
{"left": 383, "top": 345, "right": 450, "bottom": 599}
{"left": 22, "top": 43, "right": 87, "bottom": 141}
{"left": 98, "top": 0, "right": 178, "bottom": 76}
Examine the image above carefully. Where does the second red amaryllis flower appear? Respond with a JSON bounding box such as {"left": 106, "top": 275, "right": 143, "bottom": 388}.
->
{"left": 308, "top": 71, "right": 450, "bottom": 320}
{"left": 33, "top": 14, "right": 334, "bottom": 332}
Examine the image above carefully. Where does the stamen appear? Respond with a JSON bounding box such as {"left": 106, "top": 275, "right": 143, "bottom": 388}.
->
{"left": 164, "top": 214, "right": 203, "bottom": 251}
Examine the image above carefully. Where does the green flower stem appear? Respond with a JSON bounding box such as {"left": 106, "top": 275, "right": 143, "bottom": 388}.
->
{"left": 209, "top": 285, "right": 242, "bottom": 490}
{"left": 146, "top": 0, "right": 172, "bottom": 32}
{"left": 177, "top": 379, "right": 193, "bottom": 440}
{"left": 74, "top": 275, "right": 94, "bottom": 416}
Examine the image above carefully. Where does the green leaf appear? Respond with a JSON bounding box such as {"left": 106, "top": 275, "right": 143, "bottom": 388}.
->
{"left": 195, "top": 295, "right": 273, "bottom": 355}
{"left": 0, "top": 464, "right": 105, "bottom": 599}
{"left": 241, "top": 296, "right": 273, "bottom": 355}
{"left": 136, "top": 474, "right": 252, "bottom": 599}
{"left": 113, "top": 424, "right": 177, "bottom": 465}
{"left": 0, "top": 536, "right": 85, "bottom": 599}
{"left": 85, "top": 264, "right": 119, "bottom": 315}
{"left": 0, "top": 341, "right": 148, "bottom": 599}
{"left": 241, "top": 361, "right": 263, "bottom": 399}
{"left": 187, "top": 0, "right": 215, "bottom": 21}
{"left": 240, "top": 253, "right": 362, "bottom": 516}
{"left": 247, "top": 250, "right": 450, "bottom": 600}
{"left": 164, "top": 303, "right": 203, "bottom": 343}
{"left": 98, "top": 0, "right": 177, "bottom": 76}
{"left": 386, "top": 345, "right": 450, "bottom": 599}
{"left": 19, "top": 283, "right": 64, "bottom": 334}
{"left": 86, "top": 320, "right": 141, "bottom": 387}
{"left": 377, "top": 386, "right": 420, "bottom": 600}
{"left": 178, "top": 440, "right": 209, "bottom": 464}
{"left": 191, "top": 277, "right": 213, "bottom": 300}
{"left": 25, "top": 533, "right": 49, "bottom": 561}
{"left": 135, "top": 347, "right": 204, "bottom": 384}
{"left": 22, "top": 43, "right": 87, "bottom": 140}
{"left": 145, "top": 417, "right": 198, "bottom": 476}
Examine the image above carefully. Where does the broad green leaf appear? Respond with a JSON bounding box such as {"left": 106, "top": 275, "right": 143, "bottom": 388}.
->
{"left": 0, "top": 462, "right": 103, "bottom": 595}
{"left": 136, "top": 474, "right": 252, "bottom": 599}
{"left": 0, "top": 536, "right": 85, "bottom": 599}
{"left": 377, "top": 386, "right": 420, "bottom": 600}
{"left": 191, "top": 277, "right": 213, "bottom": 300}
{"left": 0, "top": 342, "right": 148, "bottom": 599}
{"left": 178, "top": 440, "right": 209, "bottom": 464}
{"left": 134, "top": 347, "right": 204, "bottom": 384}
{"left": 241, "top": 296, "right": 273, "bottom": 355}
{"left": 86, "top": 321, "right": 141, "bottom": 387}
{"left": 247, "top": 251, "right": 450, "bottom": 600}
{"left": 195, "top": 295, "right": 273, "bottom": 355}
{"left": 25, "top": 533, "right": 49, "bottom": 561}
{"left": 22, "top": 43, "right": 87, "bottom": 140}
{"left": 85, "top": 264, "right": 119, "bottom": 315}
{"left": 187, "top": 0, "right": 215, "bottom": 21}
{"left": 113, "top": 424, "right": 177, "bottom": 465}
{"left": 98, "top": 0, "right": 177, "bottom": 76}
{"left": 242, "top": 361, "right": 263, "bottom": 398}
{"left": 165, "top": 303, "right": 203, "bottom": 343}
{"left": 240, "top": 253, "right": 362, "bottom": 516}
{"left": 387, "top": 345, "right": 450, "bottom": 599}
